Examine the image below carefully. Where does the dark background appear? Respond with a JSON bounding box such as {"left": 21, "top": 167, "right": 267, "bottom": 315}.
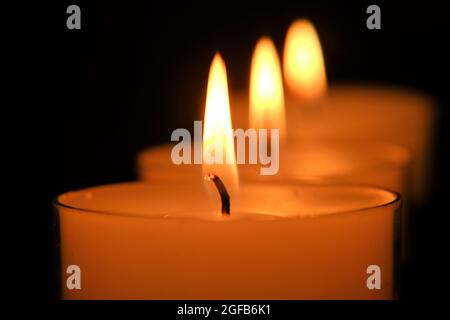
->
{"left": 7, "top": 0, "right": 448, "bottom": 302}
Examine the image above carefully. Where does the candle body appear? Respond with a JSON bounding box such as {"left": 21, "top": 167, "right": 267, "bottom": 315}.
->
{"left": 286, "top": 84, "right": 436, "bottom": 205}
{"left": 56, "top": 182, "right": 400, "bottom": 299}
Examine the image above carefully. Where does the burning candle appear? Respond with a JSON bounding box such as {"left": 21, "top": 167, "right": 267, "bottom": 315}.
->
{"left": 57, "top": 53, "right": 401, "bottom": 299}
{"left": 282, "top": 19, "right": 437, "bottom": 206}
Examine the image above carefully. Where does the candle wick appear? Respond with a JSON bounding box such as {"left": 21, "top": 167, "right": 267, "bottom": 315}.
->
{"left": 204, "top": 173, "right": 230, "bottom": 215}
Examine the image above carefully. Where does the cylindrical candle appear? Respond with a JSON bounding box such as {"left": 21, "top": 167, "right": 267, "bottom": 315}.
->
{"left": 280, "top": 19, "right": 436, "bottom": 206}
{"left": 56, "top": 181, "right": 400, "bottom": 299}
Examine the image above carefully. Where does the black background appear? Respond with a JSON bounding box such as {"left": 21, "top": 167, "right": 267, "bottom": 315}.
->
{"left": 6, "top": 0, "right": 449, "bottom": 304}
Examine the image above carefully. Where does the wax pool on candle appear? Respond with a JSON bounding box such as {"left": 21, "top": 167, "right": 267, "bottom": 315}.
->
{"left": 56, "top": 181, "right": 400, "bottom": 299}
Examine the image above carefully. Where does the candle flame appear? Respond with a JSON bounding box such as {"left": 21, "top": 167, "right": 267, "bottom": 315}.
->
{"left": 250, "top": 37, "right": 286, "bottom": 138}
{"left": 203, "top": 53, "right": 238, "bottom": 190}
{"left": 283, "top": 19, "right": 327, "bottom": 101}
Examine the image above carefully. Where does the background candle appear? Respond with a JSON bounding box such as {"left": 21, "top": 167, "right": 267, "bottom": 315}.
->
{"left": 283, "top": 20, "right": 437, "bottom": 206}
{"left": 56, "top": 181, "right": 400, "bottom": 299}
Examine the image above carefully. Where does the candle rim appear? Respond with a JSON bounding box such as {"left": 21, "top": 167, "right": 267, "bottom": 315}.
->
{"left": 54, "top": 181, "right": 401, "bottom": 221}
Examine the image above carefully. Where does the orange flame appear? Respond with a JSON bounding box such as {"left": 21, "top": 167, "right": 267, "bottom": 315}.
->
{"left": 203, "top": 53, "right": 238, "bottom": 190}
{"left": 250, "top": 37, "right": 286, "bottom": 138}
{"left": 283, "top": 19, "right": 327, "bottom": 101}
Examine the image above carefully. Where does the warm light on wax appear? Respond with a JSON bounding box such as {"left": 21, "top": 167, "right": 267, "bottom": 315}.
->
{"left": 283, "top": 19, "right": 327, "bottom": 101}
{"left": 202, "top": 53, "right": 238, "bottom": 198}
{"left": 250, "top": 37, "right": 286, "bottom": 138}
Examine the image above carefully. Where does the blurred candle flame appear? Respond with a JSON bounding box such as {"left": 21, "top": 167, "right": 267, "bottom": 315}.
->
{"left": 283, "top": 19, "right": 327, "bottom": 101}
{"left": 250, "top": 37, "right": 286, "bottom": 139}
{"left": 203, "top": 53, "right": 238, "bottom": 190}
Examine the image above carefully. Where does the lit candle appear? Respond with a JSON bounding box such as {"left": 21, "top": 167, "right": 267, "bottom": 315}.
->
{"left": 282, "top": 19, "right": 437, "bottom": 206}
{"left": 57, "top": 53, "right": 400, "bottom": 299}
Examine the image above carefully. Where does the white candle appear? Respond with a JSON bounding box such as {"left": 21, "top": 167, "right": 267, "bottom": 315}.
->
{"left": 56, "top": 181, "right": 400, "bottom": 299}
